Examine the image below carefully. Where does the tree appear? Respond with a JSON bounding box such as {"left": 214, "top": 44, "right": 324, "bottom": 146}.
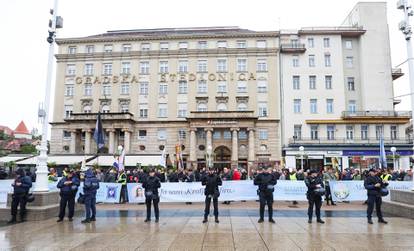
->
{"left": 20, "top": 144, "right": 37, "bottom": 154}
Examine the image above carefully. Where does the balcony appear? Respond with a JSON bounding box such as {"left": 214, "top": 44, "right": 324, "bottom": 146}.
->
{"left": 280, "top": 43, "right": 306, "bottom": 53}
{"left": 392, "top": 68, "right": 404, "bottom": 80}
{"left": 64, "top": 112, "right": 135, "bottom": 122}
{"left": 288, "top": 137, "right": 412, "bottom": 146}
{"left": 189, "top": 111, "right": 256, "bottom": 119}
{"left": 341, "top": 111, "right": 411, "bottom": 119}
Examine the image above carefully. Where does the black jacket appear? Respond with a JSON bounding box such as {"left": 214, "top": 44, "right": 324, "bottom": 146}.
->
{"left": 12, "top": 175, "right": 32, "bottom": 194}
{"left": 184, "top": 173, "right": 195, "bottom": 182}
{"left": 168, "top": 172, "right": 179, "bottom": 182}
{"left": 364, "top": 175, "right": 388, "bottom": 197}
{"left": 221, "top": 172, "right": 232, "bottom": 181}
{"left": 202, "top": 173, "right": 222, "bottom": 196}
{"left": 254, "top": 172, "right": 277, "bottom": 195}
{"left": 142, "top": 176, "right": 161, "bottom": 197}
{"left": 57, "top": 176, "right": 80, "bottom": 196}
{"left": 305, "top": 176, "right": 324, "bottom": 196}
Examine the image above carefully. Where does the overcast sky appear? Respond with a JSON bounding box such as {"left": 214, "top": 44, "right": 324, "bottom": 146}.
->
{"left": 0, "top": 0, "right": 411, "bottom": 132}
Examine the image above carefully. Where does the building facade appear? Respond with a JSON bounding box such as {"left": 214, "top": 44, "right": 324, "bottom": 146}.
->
{"left": 50, "top": 2, "right": 412, "bottom": 171}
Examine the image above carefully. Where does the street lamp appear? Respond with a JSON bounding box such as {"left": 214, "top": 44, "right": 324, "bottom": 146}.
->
{"left": 206, "top": 145, "right": 213, "bottom": 169}
{"left": 34, "top": 0, "right": 63, "bottom": 192}
{"left": 299, "top": 146, "right": 305, "bottom": 170}
{"left": 391, "top": 146, "right": 397, "bottom": 170}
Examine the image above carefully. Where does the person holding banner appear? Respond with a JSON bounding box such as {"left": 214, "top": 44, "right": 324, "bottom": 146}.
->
{"left": 323, "top": 166, "right": 337, "bottom": 206}
{"left": 56, "top": 169, "right": 80, "bottom": 222}
{"left": 202, "top": 168, "right": 222, "bottom": 223}
{"left": 254, "top": 167, "right": 277, "bottom": 223}
{"left": 143, "top": 169, "right": 161, "bottom": 223}
{"left": 305, "top": 169, "right": 325, "bottom": 224}
{"left": 364, "top": 168, "right": 388, "bottom": 224}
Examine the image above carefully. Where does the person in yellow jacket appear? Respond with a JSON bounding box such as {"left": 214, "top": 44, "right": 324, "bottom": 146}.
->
{"left": 48, "top": 168, "right": 58, "bottom": 183}
{"left": 380, "top": 169, "right": 392, "bottom": 182}
{"left": 117, "top": 170, "right": 127, "bottom": 203}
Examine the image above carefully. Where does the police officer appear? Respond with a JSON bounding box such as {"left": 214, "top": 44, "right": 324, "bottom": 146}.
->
{"left": 81, "top": 167, "right": 100, "bottom": 223}
{"left": 143, "top": 169, "right": 161, "bottom": 223}
{"left": 305, "top": 169, "right": 325, "bottom": 224}
{"left": 56, "top": 169, "right": 80, "bottom": 222}
{"left": 254, "top": 167, "right": 277, "bottom": 223}
{"left": 117, "top": 169, "right": 127, "bottom": 203}
{"left": 8, "top": 168, "right": 32, "bottom": 223}
{"left": 202, "top": 168, "right": 222, "bottom": 223}
{"left": 364, "top": 168, "right": 388, "bottom": 224}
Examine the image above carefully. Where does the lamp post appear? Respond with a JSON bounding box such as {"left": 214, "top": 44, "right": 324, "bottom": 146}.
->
{"left": 391, "top": 146, "right": 397, "bottom": 170}
{"left": 206, "top": 145, "right": 213, "bottom": 169}
{"left": 397, "top": 0, "right": 414, "bottom": 189}
{"left": 34, "top": 0, "right": 63, "bottom": 192}
{"left": 299, "top": 146, "right": 305, "bottom": 170}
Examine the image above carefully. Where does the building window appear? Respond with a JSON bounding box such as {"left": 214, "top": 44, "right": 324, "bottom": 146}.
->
{"left": 197, "top": 103, "right": 208, "bottom": 112}
{"left": 197, "top": 60, "right": 207, "bottom": 72}
{"left": 63, "top": 131, "right": 71, "bottom": 139}
{"left": 120, "top": 103, "right": 129, "bottom": 113}
{"left": 104, "top": 44, "right": 113, "bottom": 53}
{"left": 311, "top": 125, "right": 319, "bottom": 140}
{"left": 65, "top": 84, "right": 74, "bottom": 97}
{"left": 64, "top": 105, "right": 73, "bottom": 118}
{"left": 217, "top": 103, "right": 227, "bottom": 111}
{"left": 238, "top": 130, "right": 247, "bottom": 139}
{"left": 237, "top": 58, "right": 247, "bottom": 72}
{"left": 178, "top": 60, "right": 188, "bottom": 73}
{"left": 84, "top": 63, "right": 94, "bottom": 75}
{"left": 293, "top": 76, "right": 300, "bottom": 90}
{"left": 345, "top": 40, "right": 353, "bottom": 49}
{"left": 308, "top": 55, "right": 315, "bottom": 67}
{"left": 101, "top": 104, "right": 110, "bottom": 113}
{"left": 348, "top": 100, "right": 356, "bottom": 114}
{"left": 324, "top": 54, "right": 331, "bottom": 67}
{"left": 198, "top": 41, "right": 208, "bottom": 49}
{"left": 120, "top": 83, "right": 130, "bottom": 95}
{"left": 294, "top": 125, "right": 302, "bottom": 140}
{"left": 140, "top": 61, "right": 150, "bottom": 74}
{"left": 391, "top": 125, "right": 398, "bottom": 140}
{"left": 309, "top": 76, "right": 316, "bottom": 89}
{"left": 83, "top": 104, "right": 92, "bottom": 113}
{"left": 121, "top": 62, "right": 131, "bottom": 74}
{"left": 141, "top": 43, "right": 150, "bottom": 51}
{"left": 84, "top": 83, "right": 92, "bottom": 96}
{"left": 179, "top": 42, "right": 188, "bottom": 50}
{"left": 346, "top": 56, "right": 354, "bottom": 68}
{"left": 177, "top": 103, "right": 187, "bottom": 118}
{"left": 158, "top": 129, "right": 167, "bottom": 140}
{"left": 217, "top": 81, "right": 227, "bottom": 93}
{"left": 361, "top": 125, "right": 368, "bottom": 140}
{"left": 292, "top": 55, "right": 299, "bottom": 67}
{"left": 326, "top": 99, "right": 334, "bottom": 113}
{"left": 376, "top": 125, "right": 384, "bottom": 140}
{"left": 103, "top": 63, "right": 112, "bottom": 75}
{"left": 217, "top": 41, "right": 227, "bottom": 48}
{"left": 237, "top": 102, "right": 248, "bottom": 111}
{"left": 323, "top": 38, "right": 330, "bottom": 48}
{"left": 347, "top": 77, "right": 355, "bottom": 91}
{"left": 223, "top": 130, "right": 231, "bottom": 140}
{"left": 140, "top": 82, "right": 149, "bottom": 95}
{"left": 85, "top": 45, "right": 94, "bottom": 54}
{"left": 258, "top": 102, "right": 268, "bottom": 117}
{"left": 66, "top": 64, "right": 76, "bottom": 75}
{"left": 138, "top": 130, "right": 147, "bottom": 140}
{"left": 159, "top": 61, "right": 169, "bottom": 73}
{"left": 160, "top": 42, "right": 169, "bottom": 50}
{"left": 213, "top": 131, "right": 221, "bottom": 139}
{"left": 327, "top": 125, "right": 335, "bottom": 140}
{"left": 178, "top": 81, "right": 188, "bottom": 94}
{"left": 325, "top": 75, "right": 332, "bottom": 89}
{"left": 178, "top": 129, "right": 186, "bottom": 140}
{"left": 257, "top": 40, "right": 267, "bottom": 48}
{"left": 217, "top": 59, "right": 227, "bottom": 72}
{"left": 139, "top": 104, "right": 148, "bottom": 118}
{"left": 159, "top": 83, "right": 168, "bottom": 95}
{"left": 257, "top": 80, "right": 268, "bottom": 93}
{"left": 308, "top": 38, "right": 314, "bottom": 48}
{"left": 197, "top": 80, "right": 207, "bottom": 94}
{"left": 291, "top": 39, "right": 299, "bottom": 47}
{"left": 237, "top": 40, "right": 247, "bottom": 48}
{"left": 237, "top": 81, "right": 247, "bottom": 93}
{"left": 158, "top": 104, "right": 168, "bottom": 118}
{"left": 68, "top": 46, "right": 77, "bottom": 54}
{"left": 122, "top": 44, "right": 131, "bottom": 52}
{"left": 294, "top": 99, "right": 301, "bottom": 113}
{"left": 258, "top": 129, "right": 268, "bottom": 140}
{"left": 346, "top": 125, "right": 354, "bottom": 140}
{"left": 257, "top": 59, "right": 267, "bottom": 72}
{"left": 310, "top": 99, "right": 317, "bottom": 114}
{"left": 102, "top": 84, "right": 111, "bottom": 96}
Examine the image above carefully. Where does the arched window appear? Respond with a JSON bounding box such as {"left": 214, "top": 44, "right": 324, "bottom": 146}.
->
{"left": 237, "top": 103, "right": 248, "bottom": 111}
{"left": 217, "top": 103, "right": 227, "bottom": 111}
{"left": 83, "top": 105, "right": 92, "bottom": 113}
{"left": 197, "top": 103, "right": 208, "bottom": 112}
{"left": 102, "top": 105, "right": 110, "bottom": 113}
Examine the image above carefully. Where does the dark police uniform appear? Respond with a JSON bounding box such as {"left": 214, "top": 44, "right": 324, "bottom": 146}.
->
{"left": 57, "top": 174, "right": 80, "bottom": 221}
{"left": 9, "top": 169, "right": 32, "bottom": 223}
{"left": 82, "top": 169, "right": 100, "bottom": 223}
{"left": 142, "top": 175, "right": 161, "bottom": 222}
{"left": 364, "top": 170, "right": 388, "bottom": 224}
{"left": 202, "top": 171, "right": 222, "bottom": 223}
{"left": 254, "top": 171, "right": 277, "bottom": 222}
{"left": 305, "top": 172, "right": 325, "bottom": 223}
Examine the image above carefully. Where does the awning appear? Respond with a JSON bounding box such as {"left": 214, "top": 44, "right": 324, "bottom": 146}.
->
{"left": 16, "top": 155, "right": 93, "bottom": 165}
{"left": 0, "top": 155, "right": 33, "bottom": 163}
{"left": 86, "top": 155, "right": 162, "bottom": 167}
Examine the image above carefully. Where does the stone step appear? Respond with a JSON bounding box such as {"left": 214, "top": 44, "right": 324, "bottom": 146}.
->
{"left": 390, "top": 190, "right": 414, "bottom": 205}
{"left": 382, "top": 200, "right": 414, "bottom": 219}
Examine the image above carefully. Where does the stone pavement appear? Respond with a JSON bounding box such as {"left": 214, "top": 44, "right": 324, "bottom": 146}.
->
{"left": 1, "top": 202, "right": 414, "bottom": 251}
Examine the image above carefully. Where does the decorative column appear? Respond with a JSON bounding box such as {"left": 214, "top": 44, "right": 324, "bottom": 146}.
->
{"left": 247, "top": 128, "right": 255, "bottom": 179}
{"left": 231, "top": 128, "right": 239, "bottom": 169}
{"left": 189, "top": 128, "right": 197, "bottom": 165}
{"left": 84, "top": 129, "right": 92, "bottom": 154}
{"left": 123, "top": 128, "right": 131, "bottom": 154}
{"left": 108, "top": 129, "right": 115, "bottom": 154}
{"left": 70, "top": 130, "right": 77, "bottom": 154}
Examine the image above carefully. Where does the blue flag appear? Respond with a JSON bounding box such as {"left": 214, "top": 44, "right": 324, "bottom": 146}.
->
{"left": 379, "top": 135, "right": 387, "bottom": 169}
{"left": 93, "top": 113, "right": 105, "bottom": 151}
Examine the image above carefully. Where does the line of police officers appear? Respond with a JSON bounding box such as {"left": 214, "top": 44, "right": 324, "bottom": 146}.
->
{"left": 7, "top": 166, "right": 388, "bottom": 225}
